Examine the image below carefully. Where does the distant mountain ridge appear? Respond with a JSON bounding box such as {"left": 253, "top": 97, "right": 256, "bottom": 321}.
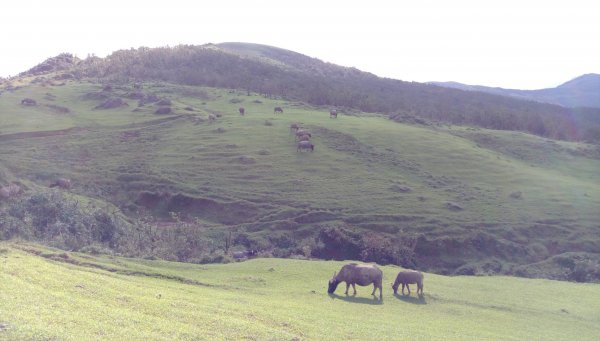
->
{"left": 430, "top": 74, "right": 600, "bottom": 108}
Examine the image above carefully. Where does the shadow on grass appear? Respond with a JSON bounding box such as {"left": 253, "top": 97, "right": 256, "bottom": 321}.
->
{"left": 328, "top": 293, "right": 383, "bottom": 305}
{"left": 393, "top": 293, "right": 427, "bottom": 305}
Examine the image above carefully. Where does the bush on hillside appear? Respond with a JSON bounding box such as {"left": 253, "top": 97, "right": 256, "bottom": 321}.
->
{"left": 0, "top": 192, "right": 127, "bottom": 250}
{"left": 95, "top": 97, "right": 127, "bottom": 109}
{"left": 312, "top": 226, "right": 362, "bottom": 261}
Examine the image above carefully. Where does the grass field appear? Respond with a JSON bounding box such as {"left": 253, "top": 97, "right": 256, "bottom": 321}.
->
{"left": 1, "top": 242, "right": 599, "bottom": 340}
{"left": 1, "top": 79, "right": 600, "bottom": 274}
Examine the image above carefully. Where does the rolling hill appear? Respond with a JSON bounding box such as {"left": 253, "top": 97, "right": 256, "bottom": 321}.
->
{"left": 11, "top": 43, "right": 600, "bottom": 142}
{"left": 1, "top": 74, "right": 599, "bottom": 280}
{"left": 430, "top": 73, "right": 600, "bottom": 108}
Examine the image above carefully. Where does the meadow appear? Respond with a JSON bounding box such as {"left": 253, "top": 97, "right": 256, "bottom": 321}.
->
{"left": 1, "top": 242, "right": 600, "bottom": 340}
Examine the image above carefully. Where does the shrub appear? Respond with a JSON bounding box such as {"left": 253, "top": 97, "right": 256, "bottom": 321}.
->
{"left": 312, "top": 226, "right": 361, "bottom": 260}
{"left": 0, "top": 191, "right": 127, "bottom": 251}
{"left": 155, "top": 107, "right": 172, "bottom": 115}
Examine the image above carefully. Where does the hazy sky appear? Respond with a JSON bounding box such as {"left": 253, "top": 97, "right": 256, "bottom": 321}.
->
{"left": 2, "top": 0, "right": 599, "bottom": 89}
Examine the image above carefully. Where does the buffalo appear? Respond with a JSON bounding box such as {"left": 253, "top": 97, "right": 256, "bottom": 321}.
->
{"left": 297, "top": 135, "right": 311, "bottom": 142}
{"left": 239, "top": 107, "right": 245, "bottom": 115}
{"left": 297, "top": 141, "right": 314, "bottom": 152}
{"left": 328, "top": 263, "right": 383, "bottom": 299}
{"left": 330, "top": 109, "right": 338, "bottom": 118}
{"left": 391, "top": 270, "right": 424, "bottom": 296}
{"left": 295, "top": 130, "right": 312, "bottom": 140}
{"left": 274, "top": 107, "right": 283, "bottom": 114}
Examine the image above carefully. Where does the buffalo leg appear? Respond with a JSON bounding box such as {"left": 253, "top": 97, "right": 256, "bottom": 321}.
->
{"left": 352, "top": 283, "right": 357, "bottom": 295}
{"left": 345, "top": 283, "right": 350, "bottom": 295}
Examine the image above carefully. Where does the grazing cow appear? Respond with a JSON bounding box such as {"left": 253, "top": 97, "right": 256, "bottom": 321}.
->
{"left": 297, "top": 141, "right": 314, "bottom": 152}
{"left": 233, "top": 250, "right": 257, "bottom": 261}
{"left": 239, "top": 107, "right": 245, "bottom": 115}
{"left": 328, "top": 263, "right": 383, "bottom": 299}
{"left": 49, "top": 178, "right": 71, "bottom": 189}
{"left": 290, "top": 123, "right": 301, "bottom": 132}
{"left": 391, "top": 270, "right": 424, "bottom": 296}
{"left": 208, "top": 113, "right": 216, "bottom": 122}
{"left": 274, "top": 107, "right": 283, "bottom": 114}
{"left": 330, "top": 109, "right": 338, "bottom": 118}
{"left": 295, "top": 130, "right": 312, "bottom": 140}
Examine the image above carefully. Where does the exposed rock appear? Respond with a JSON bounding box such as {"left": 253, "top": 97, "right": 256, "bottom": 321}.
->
{"left": 510, "top": 191, "right": 523, "bottom": 199}
{"left": 445, "top": 202, "right": 464, "bottom": 211}
{"left": 390, "top": 184, "right": 412, "bottom": 193}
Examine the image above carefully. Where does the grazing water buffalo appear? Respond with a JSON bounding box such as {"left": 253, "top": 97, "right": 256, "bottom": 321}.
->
{"left": 289, "top": 123, "right": 301, "bottom": 132}
{"left": 330, "top": 109, "right": 337, "bottom": 118}
{"left": 208, "top": 113, "right": 216, "bottom": 122}
{"left": 49, "top": 178, "right": 71, "bottom": 189}
{"left": 297, "top": 134, "right": 311, "bottom": 142}
{"left": 392, "top": 270, "right": 424, "bottom": 296}
{"left": 297, "top": 141, "right": 314, "bottom": 152}
{"left": 295, "top": 130, "right": 312, "bottom": 140}
{"left": 239, "top": 107, "right": 245, "bottom": 115}
{"left": 274, "top": 107, "right": 283, "bottom": 114}
{"left": 328, "top": 263, "right": 383, "bottom": 299}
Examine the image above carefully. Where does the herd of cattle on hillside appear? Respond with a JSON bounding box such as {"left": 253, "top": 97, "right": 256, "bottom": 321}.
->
{"left": 236, "top": 106, "right": 340, "bottom": 152}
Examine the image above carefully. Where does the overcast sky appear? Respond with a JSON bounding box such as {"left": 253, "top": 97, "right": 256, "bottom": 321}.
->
{"left": 2, "top": 0, "right": 599, "bottom": 89}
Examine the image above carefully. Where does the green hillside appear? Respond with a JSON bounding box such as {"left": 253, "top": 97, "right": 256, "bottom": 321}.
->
{"left": 1, "top": 79, "right": 599, "bottom": 279}
{"left": 1, "top": 242, "right": 599, "bottom": 340}
{"left": 14, "top": 44, "right": 600, "bottom": 142}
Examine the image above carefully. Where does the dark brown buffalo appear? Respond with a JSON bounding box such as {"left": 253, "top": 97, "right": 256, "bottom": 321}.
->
{"left": 295, "top": 130, "right": 312, "bottom": 140}
{"left": 330, "top": 109, "right": 338, "bottom": 118}
{"left": 239, "top": 107, "right": 245, "bottom": 115}
{"left": 297, "top": 141, "right": 314, "bottom": 152}
{"left": 274, "top": 107, "right": 283, "bottom": 114}
{"left": 298, "top": 135, "right": 311, "bottom": 142}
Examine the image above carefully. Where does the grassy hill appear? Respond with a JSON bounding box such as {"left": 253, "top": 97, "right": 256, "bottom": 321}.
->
{"left": 1, "top": 78, "right": 599, "bottom": 278}
{"left": 1, "top": 242, "right": 599, "bottom": 340}
{"left": 12, "top": 43, "right": 600, "bottom": 142}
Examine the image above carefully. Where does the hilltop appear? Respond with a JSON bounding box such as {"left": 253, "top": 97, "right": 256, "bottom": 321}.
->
{"left": 430, "top": 73, "right": 600, "bottom": 109}
{"left": 11, "top": 43, "right": 600, "bottom": 143}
